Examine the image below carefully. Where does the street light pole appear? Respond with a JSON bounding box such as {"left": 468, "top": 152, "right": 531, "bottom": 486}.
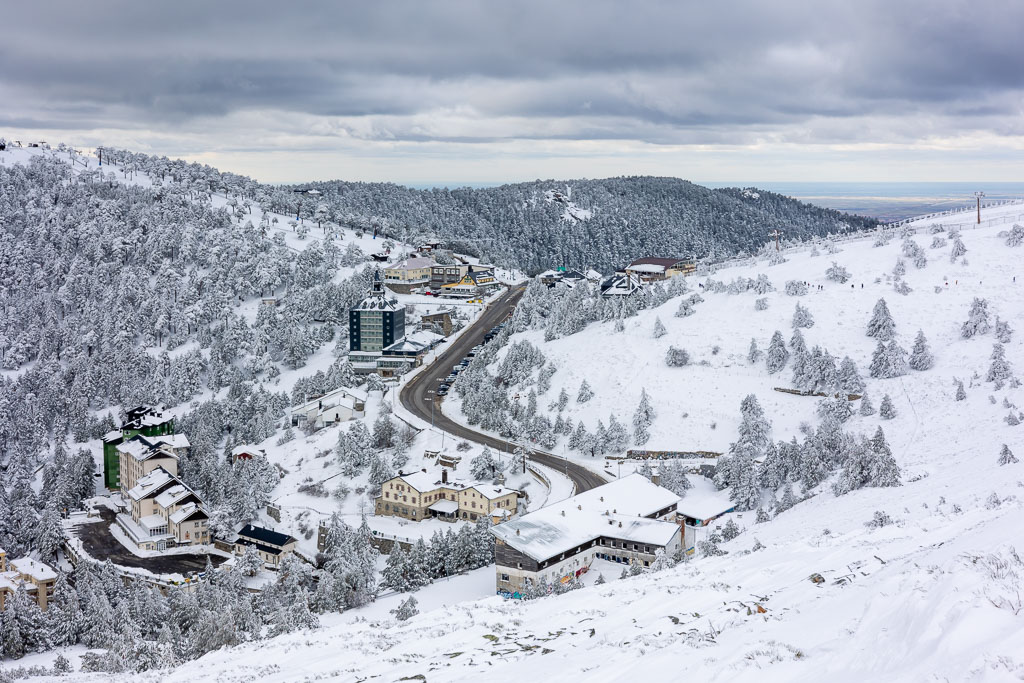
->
{"left": 975, "top": 191, "right": 985, "bottom": 224}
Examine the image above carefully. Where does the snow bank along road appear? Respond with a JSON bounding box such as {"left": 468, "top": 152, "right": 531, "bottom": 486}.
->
{"left": 399, "top": 286, "right": 608, "bottom": 493}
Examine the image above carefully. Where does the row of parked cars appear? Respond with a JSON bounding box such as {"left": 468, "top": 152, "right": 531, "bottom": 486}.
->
{"left": 436, "top": 321, "right": 507, "bottom": 396}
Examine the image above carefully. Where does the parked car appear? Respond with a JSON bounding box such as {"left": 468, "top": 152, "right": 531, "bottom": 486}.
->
{"left": 437, "top": 388, "right": 449, "bottom": 396}
{"left": 438, "top": 383, "right": 450, "bottom": 391}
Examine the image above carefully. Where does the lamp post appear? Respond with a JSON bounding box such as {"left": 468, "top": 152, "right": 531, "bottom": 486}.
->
{"left": 975, "top": 191, "right": 985, "bottom": 224}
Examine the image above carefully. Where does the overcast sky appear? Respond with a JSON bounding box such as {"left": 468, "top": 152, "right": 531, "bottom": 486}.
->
{"left": 2, "top": 1, "right": 1022, "bottom": 185}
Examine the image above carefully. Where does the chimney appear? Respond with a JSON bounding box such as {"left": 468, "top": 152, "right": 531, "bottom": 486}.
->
{"left": 442, "top": 469, "right": 448, "bottom": 483}
{"left": 516, "top": 528, "right": 520, "bottom": 536}
{"left": 561, "top": 510, "right": 565, "bottom": 517}
{"left": 618, "top": 521, "right": 623, "bottom": 528}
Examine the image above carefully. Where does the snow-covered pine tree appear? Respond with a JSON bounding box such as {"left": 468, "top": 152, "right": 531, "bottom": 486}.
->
{"left": 837, "top": 356, "right": 864, "bottom": 394}
{"left": 665, "top": 346, "right": 691, "bottom": 367}
{"left": 866, "top": 298, "right": 896, "bottom": 341}
{"left": 994, "top": 317, "right": 1013, "bottom": 344}
{"left": 632, "top": 389, "right": 656, "bottom": 445}
{"left": 382, "top": 544, "right": 411, "bottom": 592}
{"left": 986, "top": 343, "right": 1013, "bottom": 384}
{"left": 765, "top": 330, "right": 789, "bottom": 374}
{"left": 792, "top": 302, "right": 815, "bottom": 329}
{"left": 867, "top": 427, "right": 901, "bottom": 487}
{"left": 954, "top": 378, "right": 967, "bottom": 401}
{"left": 577, "top": 380, "right": 594, "bottom": 403}
{"left": 949, "top": 234, "right": 967, "bottom": 262}
{"left": 859, "top": 392, "right": 876, "bottom": 416}
{"left": 658, "top": 458, "right": 692, "bottom": 496}
{"left": 721, "top": 518, "right": 741, "bottom": 541}
{"left": 908, "top": 330, "right": 934, "bottom": 371}
{"left": 606, "top": 415, "right": 629, "bottom": 453}
{"left": 748, "top": 338, "right": 762, "bottom": 364}
{"left": 998, "top": 444, "right": 1018, "bottom": 465}
{"left": 961, "top": 298, "right": 991, "bottom": 338}
{"left": 825, "top": 261, "right": 851, "bottom": 283}
{"left": 653, "top": 317, "right": 667, "bottom": 338}
{"left": 391, "top": 596, "right": 418, "bottom": 621}
{"left": 776, "top": 482, "right": 799, "bottom": 513}
{"left": 879, "top": 394, "right": 897, "bottom": 420}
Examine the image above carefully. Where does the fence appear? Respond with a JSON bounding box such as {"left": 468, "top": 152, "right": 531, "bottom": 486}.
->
{"left": 773, "top": 387, "right": 862, "bottom": 400}
{"left": 617, "top": 449, "right": 723, "bottom": 461}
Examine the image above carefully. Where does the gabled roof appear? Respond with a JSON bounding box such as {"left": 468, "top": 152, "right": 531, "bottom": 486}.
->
{"left": 154, "top": 484, "right": 197, "bottom": 510}
{"left": 169, "top": 502, "right": 208, "bottom": 525}
{"left": 116, "top": 434, "right": 182, "bottom": 462}
{"left": 386, "top": 256, "right": 435, "bottom": 271}
{"left": 600, "top": 272, "right": 646, "bottom": 296}
{"left": 238, "top": 524, "right": 296, "bottom": 548}
{"left": 126, "top": 468, "right": 177, "bottom": 502}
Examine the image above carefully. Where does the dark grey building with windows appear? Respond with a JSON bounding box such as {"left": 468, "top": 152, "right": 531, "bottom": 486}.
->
{"left": 349, "top": 271, "right": 406, "bottom": 372}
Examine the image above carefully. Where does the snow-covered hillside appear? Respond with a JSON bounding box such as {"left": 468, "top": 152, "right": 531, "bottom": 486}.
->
{"left": 86, "top": 204, "right": 1024, "bottom": 682}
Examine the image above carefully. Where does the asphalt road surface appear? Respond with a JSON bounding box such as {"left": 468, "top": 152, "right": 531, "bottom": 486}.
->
{"left": 72, "top": 508, "right": 227, "bottom": 575}
{"left": 399, "top": 286, "right": 608, "bottom": 494}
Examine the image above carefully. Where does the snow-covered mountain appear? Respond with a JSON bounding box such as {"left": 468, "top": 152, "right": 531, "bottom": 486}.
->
{"left": 108, "top": 201, "right": 1024, "bottom": 681}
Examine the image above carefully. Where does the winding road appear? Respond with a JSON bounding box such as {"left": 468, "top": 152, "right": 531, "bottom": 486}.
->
{"left": 399, "top": 286, "right": 608, "bottom": 494}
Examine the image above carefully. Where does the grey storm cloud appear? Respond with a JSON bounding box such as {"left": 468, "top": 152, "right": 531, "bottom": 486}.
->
{"left": 2, "top": 0, "right": 1023, "bottom": 145}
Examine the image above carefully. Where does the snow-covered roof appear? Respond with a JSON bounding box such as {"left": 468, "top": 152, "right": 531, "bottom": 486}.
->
{"left": 386, "top": 256, "right": 435, "bottom": 271}
{"left": 231, "top": 444, "right": 265, "bottom": 457}
{"left": 491, "top": 474, "right": 681, "bottom": 562}
{"left": 292, "top": 386, "right": 367, "bottom": 415}
{"left": 397, "top": 471, "right": 444, "bottom": 492}
{"left": 383, "top": 336, "right": 430, "bottom": 354}
{"left": 627, "top": 263, "right": 666, "bottom": 273}
{"left": 126, "top": 468, "right": 176, "bottom": 501}
{"left": 156, "top": 433, "right": 190, "bottom": 449}
{"left": 139, "top": 514, "right": 168, "bottom": 532}
{"left": 490, "top": 507, "right": 511, "bottom": 518}
{"left": 154, "top": 484, "right": 195, "bottom": 510}
{"left": 8, "top": 557, "right": 57, "bottom": 582}
{"left": 428, "top": 499, "right": 459, "bottom": 514}
{"left": 116, "top": 434, "right": 182, "bottom": 462}
{"left": 102, "top": 430, "right": 123, "bottom": 442}
{"left": 169, "top": 502, "right": 207, "bottom": 524}
{"left": 469, "top": 484, "right": 519, "bottom": 499}
{"left": 675, "top": 480, "right": 735, "bottom": 523}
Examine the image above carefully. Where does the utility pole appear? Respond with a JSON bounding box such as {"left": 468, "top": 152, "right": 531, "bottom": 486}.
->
{"left": 974, "top": 191, "right": 985, "bottom": 224}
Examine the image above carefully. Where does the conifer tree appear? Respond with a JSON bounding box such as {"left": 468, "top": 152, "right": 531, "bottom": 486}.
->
{"left": 859, "top": 392, "right": 876, "bottom": 416}
{"left": 986, "top": 343, "right": 1013, "bottom": 384}
{"left": 792, "top": 302, "right": 815, "bottom": 329}
{"left": 908, "top": 330, "right": 934, "bottom": 371}
{"left": 653, "top": 317, "right": 667, "bottom": 338}
{"left": 838, "top": 356, "right": 864, "bottom": 393}
{"left": 632, "top": 389, "right": 656, "bottom": 445}
{"left": 765, "top": 330, "right": 789, "bottom": 374}
{"left": 391, "top": 596, "right": 419, "bottom": 621}
{"left": 748, "top": 338, "right": 762, "bottom": 364}
{"left": 998, "top": 444, "right": 1018, "bottom": 466}
{"left": 382, "top": 544, "right": 411, "bottom": 593}
{"left": 576, "top": 380, "right": 594, "bottom": 403}
{"left": 961, "top": 298, "right": 991, "bottom": 338}
{"left": 879, "top": 393, "right": 897, "bottom": 420}
{"left": 866, "top": 298, "right": 896, "bottom": 341}
{"left": 954, "top": 378, "right": 967, "bottom": 401}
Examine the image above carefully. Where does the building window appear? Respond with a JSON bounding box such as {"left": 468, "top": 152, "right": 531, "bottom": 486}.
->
{"left": 501, "top": 573, "right": 510, "bottom": 582}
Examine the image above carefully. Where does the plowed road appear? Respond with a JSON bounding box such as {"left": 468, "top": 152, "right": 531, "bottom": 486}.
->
{"left": 399, "top": 286, "right": 607, "bottom": 494}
